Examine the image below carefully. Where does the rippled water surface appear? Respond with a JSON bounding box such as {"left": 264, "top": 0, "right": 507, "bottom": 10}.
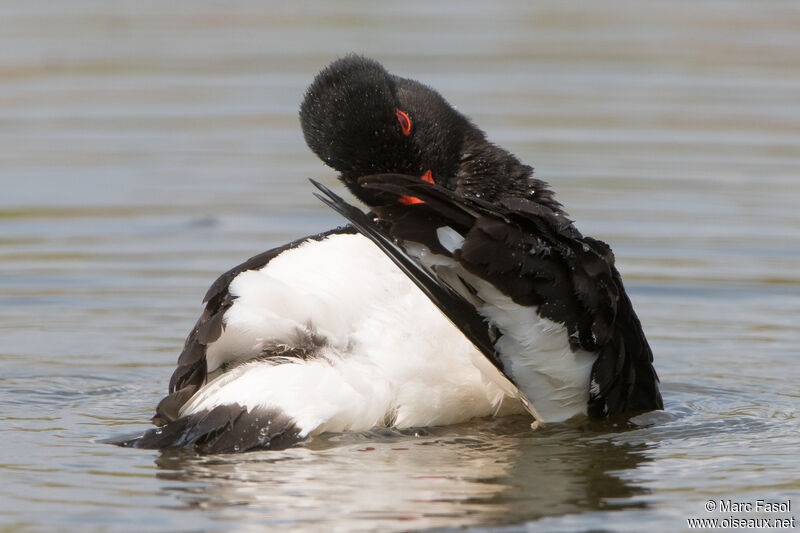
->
{"left": 2, "top": 2, "right": 799, "bottom": 531}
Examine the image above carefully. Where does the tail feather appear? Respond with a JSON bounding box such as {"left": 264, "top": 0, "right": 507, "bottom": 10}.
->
{"left": 121, "top": 404, "right": 301, "bottom": 453}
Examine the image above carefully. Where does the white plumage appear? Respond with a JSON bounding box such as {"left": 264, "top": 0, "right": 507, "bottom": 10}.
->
{"left": 180, "top": 232, "right": 526, "bottom": 438}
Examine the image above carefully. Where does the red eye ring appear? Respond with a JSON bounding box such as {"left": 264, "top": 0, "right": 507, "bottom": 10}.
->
{"left": 396, "top": 109, "right": 412, "bottom": 136}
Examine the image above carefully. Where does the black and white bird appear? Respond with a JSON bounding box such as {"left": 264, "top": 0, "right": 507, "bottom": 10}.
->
{"left": 129, "top": 55, "right": 661, "bottom": 453}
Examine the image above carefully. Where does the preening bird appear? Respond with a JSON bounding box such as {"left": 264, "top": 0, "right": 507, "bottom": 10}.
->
{"left": 128, "top": 55, "right": 661, "bottom": 453}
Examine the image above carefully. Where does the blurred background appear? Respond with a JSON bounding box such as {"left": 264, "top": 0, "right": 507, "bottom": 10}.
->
{"left": 1, "top": 1, "right": 799, "bottom": 532}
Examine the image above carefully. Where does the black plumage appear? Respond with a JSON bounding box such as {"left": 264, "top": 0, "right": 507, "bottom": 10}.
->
{"left": 314, "top": 174, "right": 663, "bottom": 418}
{"left": 133, "top": 54, "right": 662, "bottom": 454}
{"left": 300, "top": 54, "right": 552, "bottom": 205}
{"left": 129, "top": 404, "right": 300, "bottom": 453}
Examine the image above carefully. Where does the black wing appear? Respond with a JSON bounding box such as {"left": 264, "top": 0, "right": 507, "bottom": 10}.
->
{"left": 324, "top": 174, "right": 663, "bottom": 417}
{"left": 310, "top": 179, "right": 506, "bottom": 375}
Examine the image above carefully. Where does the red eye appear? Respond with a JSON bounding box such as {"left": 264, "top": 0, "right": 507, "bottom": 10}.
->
{"left": 396, "top": 109, "right": 412, "bottom": 136}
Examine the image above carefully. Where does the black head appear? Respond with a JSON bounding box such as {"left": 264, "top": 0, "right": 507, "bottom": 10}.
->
{"left": 300, "top": 55, "right": 469, "bottom": 204}
{"left": 300, "top": 55, "right": 558, "bottom": 210}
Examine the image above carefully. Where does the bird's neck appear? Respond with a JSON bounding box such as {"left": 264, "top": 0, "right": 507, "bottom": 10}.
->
{"left": 457, "top": 132, "right": 565, "bottom": 215}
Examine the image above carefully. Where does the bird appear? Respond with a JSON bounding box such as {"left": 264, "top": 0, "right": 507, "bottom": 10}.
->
{"left": 126, "top": 55, "right": 661, "bottom": 453}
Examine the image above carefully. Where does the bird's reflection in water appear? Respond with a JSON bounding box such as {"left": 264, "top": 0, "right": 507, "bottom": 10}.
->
{"left": 153, "top": 415, "right": 656, "bottom": 531}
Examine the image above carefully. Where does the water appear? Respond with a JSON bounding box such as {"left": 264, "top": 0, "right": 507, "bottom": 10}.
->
{"left": 2, "top": 1, "right": 799, "bottom": 531}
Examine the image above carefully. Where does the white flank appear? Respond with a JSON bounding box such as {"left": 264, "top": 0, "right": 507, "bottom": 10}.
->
{"left": 468, "top": 275, "right": 596, "bottom": 422}
{"left": 181, "top": 233, "right": 525, "bottom": 437}
{"left": 414, "top": 237, "right": 599, "bottom": 423}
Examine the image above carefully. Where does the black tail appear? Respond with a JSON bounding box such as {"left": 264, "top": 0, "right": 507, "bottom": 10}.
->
{"left": 118, "top": 404, "right": 301, "bottom": 453}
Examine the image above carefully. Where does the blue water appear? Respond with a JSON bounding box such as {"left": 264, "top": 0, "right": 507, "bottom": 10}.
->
{"left": 2, "top": 2, "right": 799, "bottom": 531}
